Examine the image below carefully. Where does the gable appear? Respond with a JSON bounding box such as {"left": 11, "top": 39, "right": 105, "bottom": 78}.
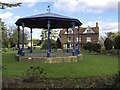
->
{"left": 83, "top": 26, "right": 95, "bottom": 34}
{"left": 63, "top": 28, "right": 73, "bottom": 34}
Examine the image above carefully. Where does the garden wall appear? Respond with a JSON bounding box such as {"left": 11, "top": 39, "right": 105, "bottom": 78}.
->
{"left": 16, "top": 54, "right": 82, "bottom": 63}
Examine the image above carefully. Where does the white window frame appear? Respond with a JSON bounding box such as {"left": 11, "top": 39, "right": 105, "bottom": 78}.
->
{"left": 86, "top": 37, "right": 91, "bottom": 42}
{"left": 76, "top": 37, "right": 81, "bottom": 42}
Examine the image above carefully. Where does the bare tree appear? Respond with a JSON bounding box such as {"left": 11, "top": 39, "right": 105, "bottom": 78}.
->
{"left": 40, "top": 29, "right": 58, "bottom": 40}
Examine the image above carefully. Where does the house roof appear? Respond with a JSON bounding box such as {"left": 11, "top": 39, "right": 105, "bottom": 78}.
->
{"left": 59, "top": 26, "right": 99, "bottom": 35}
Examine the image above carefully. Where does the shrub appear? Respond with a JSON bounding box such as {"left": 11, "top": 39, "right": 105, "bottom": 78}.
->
{"left": 83, "top": 42, "right": 91, "bottom": 51}
{"left": 56, "top": 38, "right": 61, "bottom": 48}
{"left": 111, "top": 71, "right": 120, "bottom": 88}
{"left": 92, "top": 43, "right": 101, "bottom": 52}
{"left": 83, "top": 42, "right": 101, "bottom": 53}
{"left": 0, "top": 65, "right": 6, "bottom": 70}
{"left": 101, "top": 49, "right": 120, "bottom": 56}
{"left": 104, "top": 38, "right": 113, "bottom": 50}
{"left": 23, "top": 66, "right": 47, "bottom": 83}
{"left": 109, "top": 49, "right": 120, "bottom": 56}
{"left": 105, "top": 71, "right": 120, "bottom": 88}
{"left": 41, "top": 39, "right": 57, "bottom": 49}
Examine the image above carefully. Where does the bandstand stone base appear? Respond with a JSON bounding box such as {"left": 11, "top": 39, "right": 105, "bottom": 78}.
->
{"left": 16, "top": 54, "right": 82, "bottom": 63}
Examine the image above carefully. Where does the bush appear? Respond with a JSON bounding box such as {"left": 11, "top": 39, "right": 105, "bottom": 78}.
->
{"left": 56, "top": 38, "right": 61, "bottom": 48}
{"left": 111, "top": 71, "right": 120, "bottom": 88}
{"left": 101, "top": 49, "right": 120, "bottom": 56}
{"left": 23, "top": 66, "right": 47, "bottom": 83}
{"left": 104, "top": 71, "right": 120, "bottom": 88}
{"left": 83, "top": 42, "right": 101, "bottom": 53}
{"left": 41, "top": 39, "right": 57, "bottom": 49}
{"left": 92, "top": 43, "right": 101, "bottom": 52}
{"left": 83, "top": 42, "right": 92, "bottom": 51}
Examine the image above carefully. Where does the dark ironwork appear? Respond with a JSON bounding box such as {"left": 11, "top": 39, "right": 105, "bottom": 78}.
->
{"left": 30, "top": 28, "right": 33, "bottom": 53}
{"left": 47, "top": 20, "right": 50, "bottom": 57}
{"left": 15, "top": 12, "right": 82, "bottom": 57}
{"left": 67, "top": 28, "right": 68, "bottom": 53}
{"left": 15, "top": 12, "right": 82, "bottom": 29}
{"left": 47, "top": 5, "right": 50, "bottom": 13}
{"left": 17, "top": 25, "right": 20, "bottom": 54}
{"left": 72, "top": 22, "right": 75, "bottom": 56}
{"left": 77, "top": 26, "right": 80, "bottom": 54}
{"left": 21, "top": 23, "right": 25, "bottom": 56}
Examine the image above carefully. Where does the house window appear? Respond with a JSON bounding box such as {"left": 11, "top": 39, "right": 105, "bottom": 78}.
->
{"left": 76, "top": 44, "right": 78, "bottom": 47}
{"left": 68, "top": 37, "right": 71, "bottom": 42}
{"left": 67, "top": 44, "right": 70, "bottom": 48}
{"left": 64, "top": 32, "right": 67, "bottom": 34}
{"left": 76, "top": 37, "right": 81, "bottom": 42}
{"left": 68, "top": 28, "right": 73, "bottom": 34}
{"left": 87, "top": 30, "right": 91, "bottom": 33}
{"left": 86, "top": 37, "right": 91, "bottom": 42}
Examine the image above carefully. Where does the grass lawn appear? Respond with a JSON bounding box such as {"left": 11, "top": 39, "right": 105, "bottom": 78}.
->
{"left": 2, "top": 49, "right": 118, "bottom": 78}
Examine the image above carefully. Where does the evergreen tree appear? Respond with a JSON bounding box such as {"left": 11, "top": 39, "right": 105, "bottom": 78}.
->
{"left": 114, "top": 35, "right": 120, "bottom": 49}
{"left": 0, "top": 19, "right": 8, "bottom": 48}
{"left": 104, "top": 38, "right": 113, "bottom": 50}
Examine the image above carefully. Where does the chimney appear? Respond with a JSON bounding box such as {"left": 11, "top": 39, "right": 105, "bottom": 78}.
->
{"left": 96, "top": 22, "right": 98, "bottom": 27}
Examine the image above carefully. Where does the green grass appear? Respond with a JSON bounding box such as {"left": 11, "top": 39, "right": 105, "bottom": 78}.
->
{"left": 2, "top": 49, "right": 118, "bottom": 78}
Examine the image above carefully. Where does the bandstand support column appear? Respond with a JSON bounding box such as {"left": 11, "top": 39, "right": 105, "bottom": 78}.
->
{"left": 77, "top": 26, "right": 80, "bottom": 54}
{"left": 72, "top": 22, "right": 75, "bottom": 56}
{"left": 67, "top": 28, "right": 68, "bottom": 53}
{"left": 17, "top": 25, "right": 20, "bottom": 55}
{"left": 30, "top": 28, "right": 33, "bottom": 53}
{"left": 21, "top": 23, "right": 25, "bottom": 56}
{"left": 47, "top": 19, "right": 50, "bottom": 57}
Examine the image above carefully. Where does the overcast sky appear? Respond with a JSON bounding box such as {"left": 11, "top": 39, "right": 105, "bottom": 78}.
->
{"left": 0, "top": 0, "right": 119, "bottom": 39}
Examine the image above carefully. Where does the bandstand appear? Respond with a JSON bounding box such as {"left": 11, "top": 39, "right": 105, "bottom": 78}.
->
{"left": 15, "top": 11, "right": 82, "bottom": 63}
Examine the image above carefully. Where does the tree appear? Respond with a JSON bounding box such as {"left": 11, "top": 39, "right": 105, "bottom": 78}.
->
{"left": 32, "top": 39, "right": 40, "bottom": 45}
{"left": 56, "top": 38, "right": 61, "bottom": 48}
{"left": 0, "top": 2, "right": 22, "bottom": 9}
{"left": 41, "top": 39, "right": 57, "bottom": 49}
{"left": 114, "top": 35, "right": 120, "bottom": 49}
{"left": 105, "top": 32, "right": 120, "bottom": 50}
{"left": 104, "top": 38, "right": 113, "bottom": 50}
{"left": 0, "top": 19, "right": 8, "bottom": 48}
{"left": 40, "top": 29, "right": 47, "bottom": 41}
{"left": 40, "top": 29, "right": 58, "bottom": 41}
{"left": 50, "top": 29, "right": 58, "bottom": 40}
{"left": 106, "top": 32, "right": 117, "bottom": 40}
{"left": 99, "top": 36, "right": 106, "bottom": 47}
{"left": 8, "top": 28, "right": 28, "bottom": 48}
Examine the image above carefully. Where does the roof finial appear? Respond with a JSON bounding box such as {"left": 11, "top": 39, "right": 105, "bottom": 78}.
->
{"left": 47, "top": 5, "right": 50, "bottom": 13}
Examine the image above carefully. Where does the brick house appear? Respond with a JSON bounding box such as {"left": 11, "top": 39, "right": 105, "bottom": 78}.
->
{"left": 59, "top": 22, "right": 99, "bottom": 49}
